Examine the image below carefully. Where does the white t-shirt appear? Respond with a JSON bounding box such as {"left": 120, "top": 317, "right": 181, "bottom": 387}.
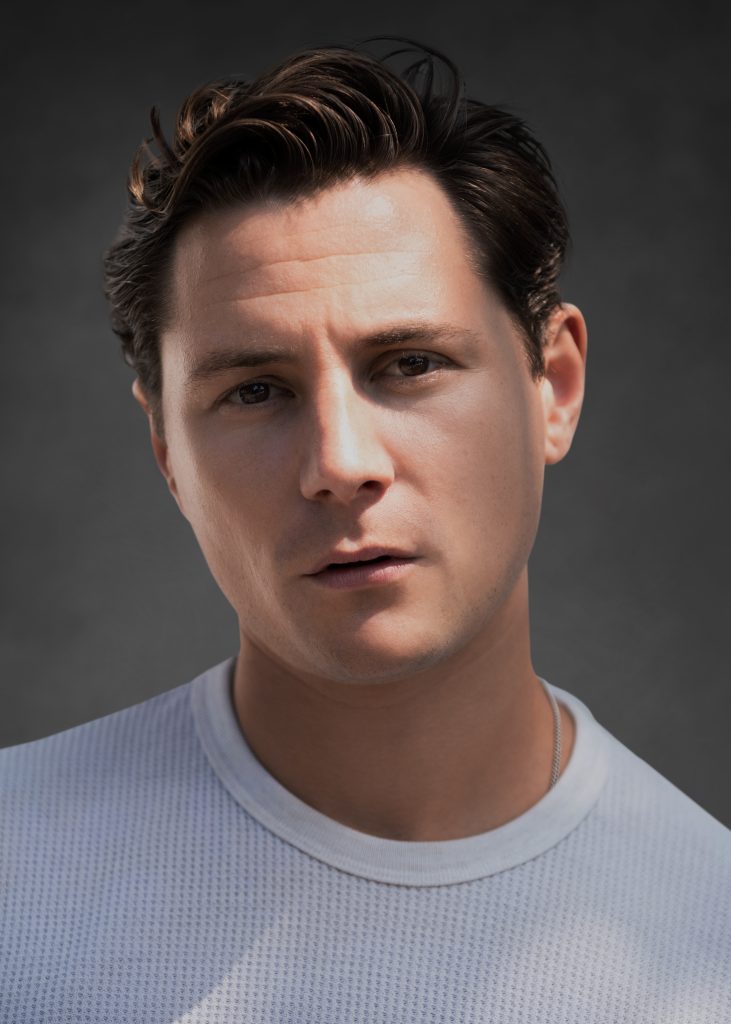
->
{"left": 2, "top": 657, "right": 729, "bottom": 1022}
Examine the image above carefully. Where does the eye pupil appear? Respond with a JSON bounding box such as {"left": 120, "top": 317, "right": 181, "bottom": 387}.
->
{"left": 399, "top": 354, "right": 429, "bottom": 376}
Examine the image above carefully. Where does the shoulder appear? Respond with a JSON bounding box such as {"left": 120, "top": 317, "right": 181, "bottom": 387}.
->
{"left": 554, "top": 685, "right": 730, "bottom": 961}
{"left": 0, "top": 679, "right": 198, "bottom": 828}
{"left": 554, "top": 684, "right": 730, "bottom": 873}
{"left": 546, "top": 705, "right": 731, "bottom": 1014}
{"left": 0, "top": 667, "right": 233, "bottom": 1021}
{"left": 601, "top": 729, "right": 731, "bottom": 864}
{"left": 574, "top": 724, "right": 731, "bottom": 961}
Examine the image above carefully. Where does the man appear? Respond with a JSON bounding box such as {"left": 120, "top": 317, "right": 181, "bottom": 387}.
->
{"left": 1, "top": 41, "right": 729, "bottom": 1023}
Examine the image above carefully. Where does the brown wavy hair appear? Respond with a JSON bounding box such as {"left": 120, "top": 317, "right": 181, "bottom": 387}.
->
{"left": 103, "top": 41, "right": 569, "bottom": 431}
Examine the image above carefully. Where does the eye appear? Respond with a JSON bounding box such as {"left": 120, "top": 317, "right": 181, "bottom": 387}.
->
{"left": 381, "top": 352, "right": 448, "bottom": 378}
{"left": 223, "top": 380, "right": 289, "bottom": 406}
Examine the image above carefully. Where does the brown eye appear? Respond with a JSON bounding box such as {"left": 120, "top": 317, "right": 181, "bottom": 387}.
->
{"left": 233, "top": 382, "right": 272, "bottom": 404}
{"left": 397, "top": 354, "right": 433, "bottom": 376}
{"left": 380, "top": 351, "right": 449, "bottom": 382}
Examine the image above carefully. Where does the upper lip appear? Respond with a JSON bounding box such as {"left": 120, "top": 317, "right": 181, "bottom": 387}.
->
{"left": 306, "top": 546, "right": 418, "bottom": 575}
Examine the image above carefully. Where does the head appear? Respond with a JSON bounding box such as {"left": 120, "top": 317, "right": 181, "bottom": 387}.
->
{"left": 104, "top": 42, "right": 587, "bottom": 684}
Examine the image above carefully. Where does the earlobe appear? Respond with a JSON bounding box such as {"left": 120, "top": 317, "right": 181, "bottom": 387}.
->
{"left": 131, "top": 379, "right": 182, "bottom": 506}
{"left": 540, "top": 304, "right": 588, "bottom": 466}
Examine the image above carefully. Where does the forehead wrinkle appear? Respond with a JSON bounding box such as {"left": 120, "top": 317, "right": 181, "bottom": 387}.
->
{"left": 196, "top": 250, "right": 432, "bottom": 289}
{"left": 195, "top": 271, "right": 426, "bottom": 310}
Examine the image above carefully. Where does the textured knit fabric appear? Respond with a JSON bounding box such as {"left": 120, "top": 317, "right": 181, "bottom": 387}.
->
{"left": 1, "top": 657, "right": 730, "bottom": 1023}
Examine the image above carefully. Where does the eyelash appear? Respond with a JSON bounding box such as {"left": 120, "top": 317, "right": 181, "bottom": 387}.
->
{"left": 220, "top": 351, "right": 451, "bottom": 408}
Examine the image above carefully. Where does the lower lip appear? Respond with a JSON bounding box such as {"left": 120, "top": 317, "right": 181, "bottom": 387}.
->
{"left": 307, "top": 558, "right": 418, "bottom": 589}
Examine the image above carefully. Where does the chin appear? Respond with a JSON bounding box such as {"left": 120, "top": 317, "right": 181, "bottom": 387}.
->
{"left": 317, "top": 652, "right": 446, "bottom": 687}
{"left": 302, "top": 620, "right": 461, "bottom": 686}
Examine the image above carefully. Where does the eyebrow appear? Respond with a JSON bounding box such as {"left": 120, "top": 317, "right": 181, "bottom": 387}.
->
{"left": 185, "top": 322, "right": 479, "bottom": 386}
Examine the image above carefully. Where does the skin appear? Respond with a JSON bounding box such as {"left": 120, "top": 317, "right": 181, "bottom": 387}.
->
{"left": 134, "top": 168, "right": 587, "bottom": 841}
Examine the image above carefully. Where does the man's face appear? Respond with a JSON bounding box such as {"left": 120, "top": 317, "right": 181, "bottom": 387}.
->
{"left": 154, "top": 169, "right": 551, "bottom": 683}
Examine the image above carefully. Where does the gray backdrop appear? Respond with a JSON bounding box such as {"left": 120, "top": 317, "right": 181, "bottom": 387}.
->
{"left": 2, "top": 0, "right": 729, "bottom": 828}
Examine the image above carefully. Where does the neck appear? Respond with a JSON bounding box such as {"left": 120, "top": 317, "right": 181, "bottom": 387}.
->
{"left": 231, "top": 572, "right": 575, "bottom": 842}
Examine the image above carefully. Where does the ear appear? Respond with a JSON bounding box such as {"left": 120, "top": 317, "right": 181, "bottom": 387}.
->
{"left": 538, "top": 303, "right": 588, "bottom": 465}
{"left": 131, "top": 378, "right": 183, "bottom": 509}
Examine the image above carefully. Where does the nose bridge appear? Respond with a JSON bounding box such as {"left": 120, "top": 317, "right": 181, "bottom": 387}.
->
{"left": 300, "top": 363, "right": 393, "bottom": 502}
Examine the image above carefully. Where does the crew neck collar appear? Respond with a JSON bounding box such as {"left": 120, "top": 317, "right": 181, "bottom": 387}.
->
{"left": 191, "top": 657, "right": 610, "bottom": 887}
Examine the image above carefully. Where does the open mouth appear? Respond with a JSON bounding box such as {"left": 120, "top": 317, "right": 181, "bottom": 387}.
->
{"left": 325, "top": 554, "right": 395, "bottom": 570}
{"left": 311, "top": 554, "right": 418, "bottom": 588}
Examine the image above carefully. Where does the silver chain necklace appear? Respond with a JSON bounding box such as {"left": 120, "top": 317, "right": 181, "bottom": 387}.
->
{"left": 540, "top": 678, "right": 562, "bottom": 789}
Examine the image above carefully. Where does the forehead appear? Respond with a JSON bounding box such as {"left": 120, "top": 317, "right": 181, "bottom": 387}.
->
{"left": 168, "top": 170, "right": 480, "bottom": 309}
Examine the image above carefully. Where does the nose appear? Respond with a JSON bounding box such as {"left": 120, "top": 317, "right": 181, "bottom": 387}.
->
{"left": 299, "top": 376, "right": 395, "bottom": 505}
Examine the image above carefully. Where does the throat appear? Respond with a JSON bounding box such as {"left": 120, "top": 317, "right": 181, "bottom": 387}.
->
{"left": 233, "top": 653, "right": 562, "bottom": 842}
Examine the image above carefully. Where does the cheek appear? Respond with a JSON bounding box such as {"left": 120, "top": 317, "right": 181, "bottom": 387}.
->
{"left": 173, "top": 421, "right": 277, "bottom": 519}
{"left": 426, "top": 376, "right": 542, "bottom": 501}
{"left": 169, "top": 429, "right": 282, "bottom": 587}
{"left": 424, "top": 379, "right": 544, "bottom": 576}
